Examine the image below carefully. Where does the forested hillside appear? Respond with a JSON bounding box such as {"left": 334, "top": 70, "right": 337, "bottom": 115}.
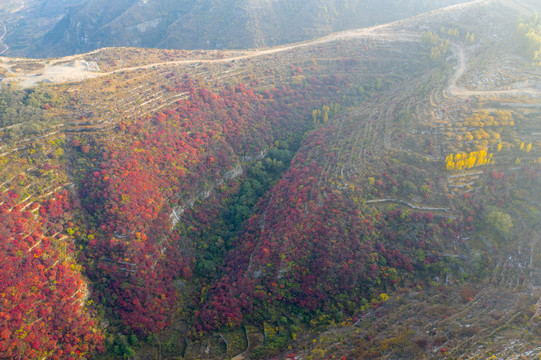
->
{"left": 1, "top": 0, "right": 541, "bottom": 359}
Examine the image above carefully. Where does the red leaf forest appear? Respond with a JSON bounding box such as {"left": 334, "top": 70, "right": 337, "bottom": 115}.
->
{"left": 1, "top": 4, "right": 541, "bottom": 358}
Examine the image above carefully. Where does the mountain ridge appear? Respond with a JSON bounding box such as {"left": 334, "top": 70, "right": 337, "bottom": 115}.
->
{"left": 1, "top": 0, "right": 472, "bottom": 58}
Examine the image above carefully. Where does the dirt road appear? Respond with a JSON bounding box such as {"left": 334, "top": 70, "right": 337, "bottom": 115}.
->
{"left": 0, "top": 25, "right": 420, "bottom": 88}
{"left": 1, "top": 0, "right": 537, "bottom": 94}
{"left": 0, "top": 0, "right": 493, "bottom": 87}
{"left": 448, "top": 43, "right": 541, "bottom": 98}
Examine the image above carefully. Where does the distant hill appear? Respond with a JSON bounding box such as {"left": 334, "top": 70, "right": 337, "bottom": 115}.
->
{"left": 0, "top": 0, "right": 84, "bottom": 55}
{"left": 3, "top": 0, "right": 471, "bottom": 58}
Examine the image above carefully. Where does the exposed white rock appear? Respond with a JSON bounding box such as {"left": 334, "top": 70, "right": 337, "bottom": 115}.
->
{"left": 136, "top": 19, "right": 161, "bottom": 33}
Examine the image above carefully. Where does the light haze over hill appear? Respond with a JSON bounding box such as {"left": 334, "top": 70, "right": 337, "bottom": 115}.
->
{"left": 1, "top": 0, "right": 471, "bottom": 57}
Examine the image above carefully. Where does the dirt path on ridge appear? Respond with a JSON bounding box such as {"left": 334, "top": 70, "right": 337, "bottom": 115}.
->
{"left": 1, "top": 0, "right": 538, "bottom": 97}
{"left": 0, "top": 0, "right": 495, "bottom": 87}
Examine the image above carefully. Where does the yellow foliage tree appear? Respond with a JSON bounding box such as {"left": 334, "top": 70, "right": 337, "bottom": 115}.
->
{"left": 445, "top": 150, "right": 492, "bottom": 172}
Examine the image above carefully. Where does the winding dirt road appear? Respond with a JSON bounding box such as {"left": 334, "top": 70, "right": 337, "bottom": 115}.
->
{"left": 1, "top": 0, "right": 538, "bottom": 99}
{"left": 0, "top": 0, "right": 494, "bottom": 88}
{"left": 448, "top": 43, "right": 541, "bottom": 98}
{"left": 0, "top": 25, "right": 422, "bottom": 88}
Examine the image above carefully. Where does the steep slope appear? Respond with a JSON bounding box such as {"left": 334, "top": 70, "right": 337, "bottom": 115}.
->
{"left": 28, "top": 0, "right": 472, "bottom": 57}
{"left": 0, "top": 0, "right": 84, "bottom": 56}
{"left": 196, "top": 1, "right": 541, "bottom": 358}
{"left": 0, "top": 191, "right": 104, "bottom": 359}
{"left": 1, "top": 0, "right": 541, "bottom": 359}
